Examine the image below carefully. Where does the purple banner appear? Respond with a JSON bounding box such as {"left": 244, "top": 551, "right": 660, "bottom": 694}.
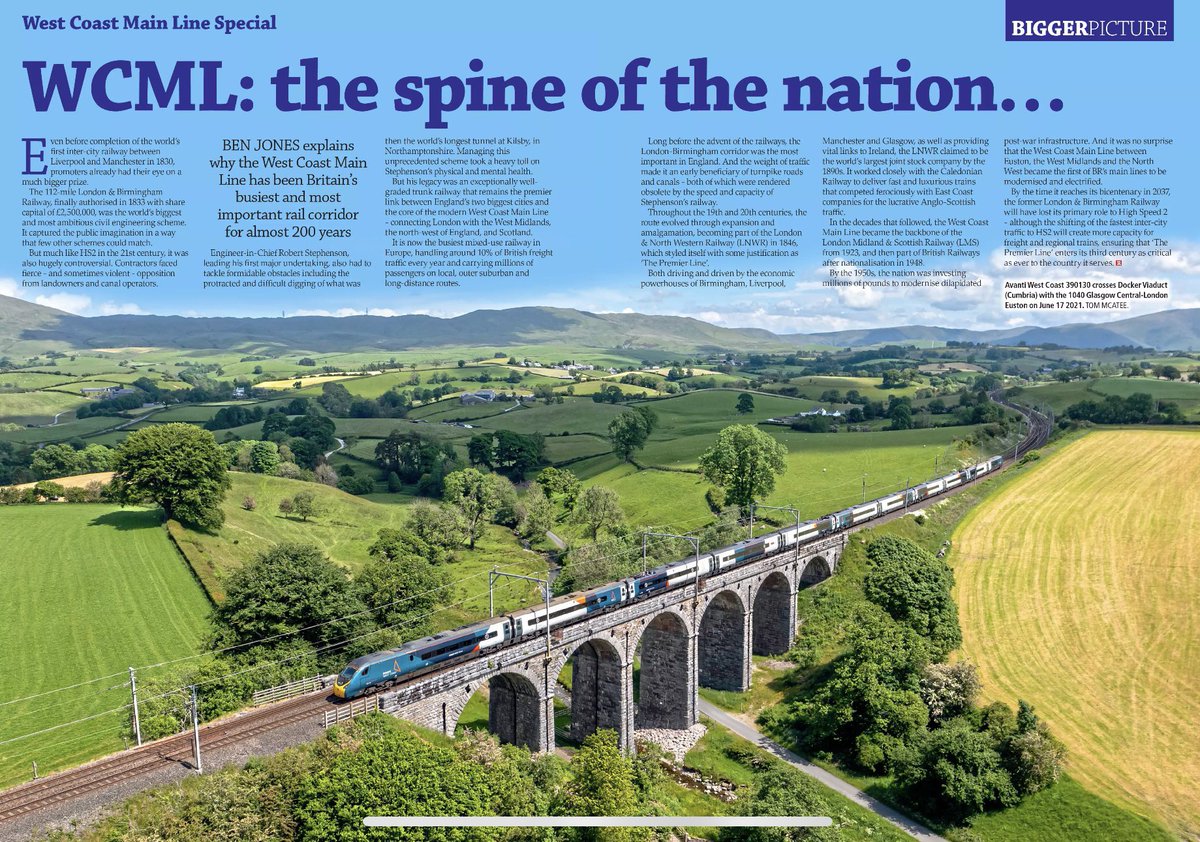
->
{"left": 1005, "top": 0, "right": 1173, "bottom": 41}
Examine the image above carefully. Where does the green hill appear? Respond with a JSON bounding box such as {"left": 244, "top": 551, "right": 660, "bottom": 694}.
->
{"left": 170, "top": 473, "right": 546, "bottom": 622}
{"left": 4, "top": 300, "right": 793, "bottom": 355}
{"left": 6, "top": 293, "right": 1200, "bottom": 353}
{"left": 0, "top": 293, "right": 72, "bottom": 354}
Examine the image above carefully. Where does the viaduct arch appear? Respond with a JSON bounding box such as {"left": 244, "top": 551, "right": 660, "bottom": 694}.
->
{"left": 365, "top": 536, "right": 846, "bottom": 754}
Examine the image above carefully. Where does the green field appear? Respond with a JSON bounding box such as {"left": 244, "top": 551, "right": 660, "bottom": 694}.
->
{"left": 559, "top": 390, "right": 987, "bottom": 527}
{"left": 630, "top": 390, "right": 814, "bottom": 465}
{"left": 169, "top": 474, "right": 547, "bottom": 620}
{"left": 1021, "top": 376, "right": 1200, "bottom": 419}
{"left": 559, "top": 379, "right": 663, "bottom": 396}
{"left": 472, "top": 397, "right": 629, "bottom": 436}
{"left": 1090, "top": 377, "right": 1200, "bottom": 417}
{"left": 308, "top": 365, "right": 566, "bottom": 400}
{"left": 542, "top": 434, "right": 611, "bottom": 463}
{"left": 953, "top": 430, "right": 1200, "bottom": 838}
{"left": 147, "top": 404, "right": 246, "bottom": 424}
{"left": 0, "top": 415, "right": 133, "bottom": 445}
{"left": 0, "top": 372, "right": 85, "bottom": 390}
{"left": 19, "top": 359, "right": 131, "bottom": 377}
{"left": 333, "top": 418, "right": 472, "bottom": 440}
{"left": 577, "top": 424, "right": 982, "bottom": 529}
{"left": 0, "top": 505, "right": 211, "bottom": 787}
{"left": 0, "top": 391, "right": 87, "bottom": 425}
{"left": 406, "top": 399, "right": 515, "bottom": 423}
{"left": 763, "top": 375, "right": 922, "bottom": 401}
{"left": 173, "top": 473, "right": 409, "bottom": 579}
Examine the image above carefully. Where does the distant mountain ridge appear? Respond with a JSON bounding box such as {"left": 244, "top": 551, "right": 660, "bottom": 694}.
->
{"left": 0, "top": 302, "right": 794, "bottom": 355}
{"left": 2, "top": 295, "right": 1198, "bottom": 353}
{"left": 790, "top": 308, "right": 1200, "bottom": 351}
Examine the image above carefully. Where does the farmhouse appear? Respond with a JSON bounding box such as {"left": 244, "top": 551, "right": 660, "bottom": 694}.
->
{"left": 461, "top": 389, "right": 498, "bottom": 405}
{"left": 797, "top": 407, "right": 842, "bottom": 417}
{"left": 80, "top": 386, "right": 136, "bottom": 399}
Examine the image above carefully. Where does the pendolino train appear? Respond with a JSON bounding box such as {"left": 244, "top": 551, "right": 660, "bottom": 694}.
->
{"left": 332, "top": 454, "right": 1003, "bottom": 699}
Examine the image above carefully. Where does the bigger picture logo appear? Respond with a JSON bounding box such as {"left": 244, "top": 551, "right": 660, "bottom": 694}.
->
{"left": 1005, "top": 0, "right": 1173, "bottom": 41}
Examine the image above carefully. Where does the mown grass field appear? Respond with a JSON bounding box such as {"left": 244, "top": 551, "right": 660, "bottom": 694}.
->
{"left": 952, "top": 429, "right": 1200, "bottom": 838}
{"left": 691, "top": 466, "right": 1176, "bottom": 842}
{"left": 8, "top": 471, "right": 113, "bottom": 490}
{"left": 0, "top": 415, "right": 127, "bottom": 445}
{"left": 763, "top": 374, "right": 922, "bottom": 400}
{"left": 0, "top": 505, "right": 211, "bottom": 787}
{"left": 0, "top": 372, "right": 83, "bottom": 390}
{"left": 0, "top": 390, "right": 87, "bottom": 425}
{"left": 256, "top": 373, "right": 365, "bottom": 391}
{"left": 472, "top": 397, "right": 628, "bottom": 436}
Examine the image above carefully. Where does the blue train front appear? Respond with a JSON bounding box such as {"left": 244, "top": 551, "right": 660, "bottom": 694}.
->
{"left": 333, "top": 617, "right": 510, "bottom": 699}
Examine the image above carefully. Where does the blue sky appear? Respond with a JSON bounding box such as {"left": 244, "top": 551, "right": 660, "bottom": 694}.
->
{"left": 3, "top": 1, "right": 1195, "bottom": 333}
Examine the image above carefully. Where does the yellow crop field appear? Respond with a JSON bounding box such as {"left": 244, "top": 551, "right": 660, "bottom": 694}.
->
{"left": 255, "top": 373, "right": 363, "bottom": 390}
{"left": 952, "top": 430, "right": 1200, "bottom": 838}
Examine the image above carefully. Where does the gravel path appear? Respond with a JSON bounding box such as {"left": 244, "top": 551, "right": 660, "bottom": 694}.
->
{"left": 697, "top": 700, "right": 947, "bottom": 842}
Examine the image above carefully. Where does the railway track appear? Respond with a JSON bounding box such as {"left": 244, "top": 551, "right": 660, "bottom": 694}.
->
{"left": 0, "top": 691, "right": 336, "bottom": 825}
{"left": 0, "top": 389, "right": 1054, "bottom": 829}
{"left": 990, "top": 390, "right": 1053, "bottom": 456}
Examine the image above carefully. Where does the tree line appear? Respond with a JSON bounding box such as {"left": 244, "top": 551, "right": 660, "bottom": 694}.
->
{"left": 763, "top": 535, "right": 1065, "bottom": 821}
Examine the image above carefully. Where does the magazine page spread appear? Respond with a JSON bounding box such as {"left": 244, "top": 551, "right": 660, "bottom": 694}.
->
{"left": 0, "top": 2, "right": 1195, "bottom": 840}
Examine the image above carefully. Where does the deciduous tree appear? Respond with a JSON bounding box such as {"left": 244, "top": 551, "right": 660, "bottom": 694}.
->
{"left": 571, "top": 485, "right": 626, "bottom": 541}
{"left": 864, "top": 536, "right": 961, "bottom": 659}
{"left": 607, "top": 409, "right": 653, "bottom": 462}
{"left": 358, "top": 529, "right": 452, "bottom": 633}
{"left": 443, "top": 468, "right": 500, "bottom": 549}
{"left": 406, "top": 501, "right": 467, "bottom": 563}
{"left": 558, "top": 730, "right": 643, "bottom": 840}
{"left": 213, "top": 542, "right": 369, "bottom": 647}
{"left": 113, "top": 423, "right": 231, "bottom": 530}
{"left": 698, "top": 424, "right": 787, "bottom": 514}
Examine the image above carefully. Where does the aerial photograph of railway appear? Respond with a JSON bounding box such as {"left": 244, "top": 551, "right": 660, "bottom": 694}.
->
{"left": 1, "top": 298, "right": 1197, "bottom": 841}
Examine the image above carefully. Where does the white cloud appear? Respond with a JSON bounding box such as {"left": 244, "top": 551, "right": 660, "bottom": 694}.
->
{"left": 33, "top": 293, "right": 92, "bottom": 314}
{"left": 1, "top": 280, "right": 155, "bottom": 318}
{"left": 97, "top": 302, "right": 147, "bottom": 315}
{"left": 1147, "top": 242, "right": 1200, "bottom": 275}
{"left": 836, "top": 283, "right": 884, "bottom": 310}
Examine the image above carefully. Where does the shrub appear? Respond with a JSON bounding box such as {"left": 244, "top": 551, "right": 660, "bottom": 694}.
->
{"left": 864, "top": 536, "right": 961, "bottom": 659}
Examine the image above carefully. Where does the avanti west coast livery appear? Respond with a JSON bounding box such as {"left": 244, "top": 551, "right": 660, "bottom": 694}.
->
{"left": 333, "top": 455, "right": 1002, "bottom": 699}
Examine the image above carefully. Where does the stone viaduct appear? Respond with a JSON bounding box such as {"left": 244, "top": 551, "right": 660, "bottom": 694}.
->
{"left": 367, "top": 534, "right": 845, "bottom": 754}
